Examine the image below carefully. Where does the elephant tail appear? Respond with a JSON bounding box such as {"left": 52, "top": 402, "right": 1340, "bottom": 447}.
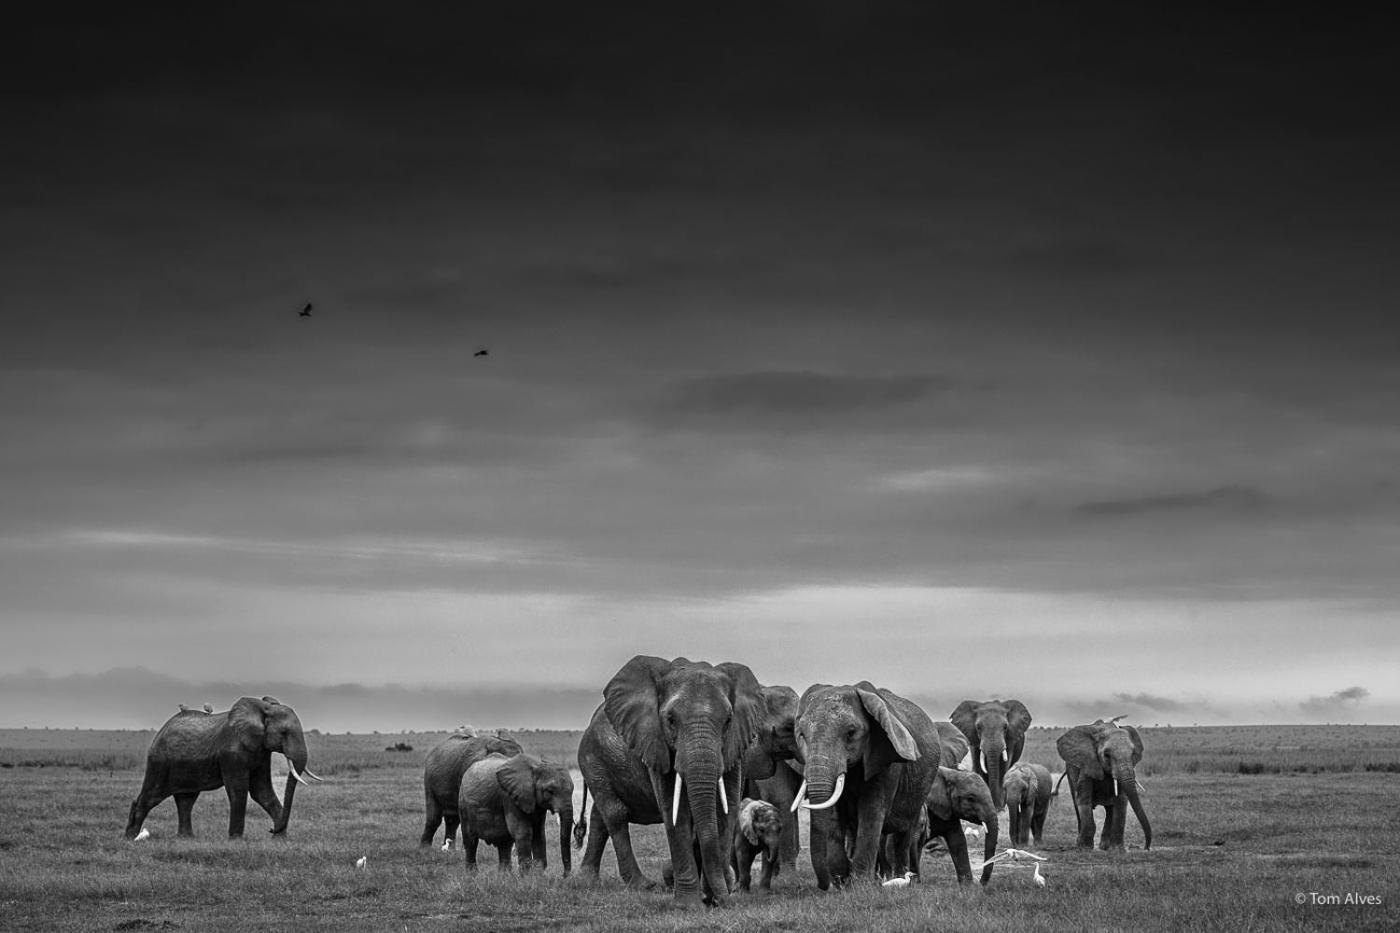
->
{"left": 1053, "top": 770, "right": 1069, "bottom": 798}
{"left": 573, "top": 783, "right": 589, "bottom": 849}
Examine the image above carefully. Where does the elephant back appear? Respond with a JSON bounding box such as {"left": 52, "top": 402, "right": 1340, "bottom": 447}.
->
{"left": 425, "top": 733, "right": 523, "bottom": 807}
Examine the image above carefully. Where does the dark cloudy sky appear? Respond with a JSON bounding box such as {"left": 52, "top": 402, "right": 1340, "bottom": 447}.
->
{"left": 3, "top": 3, "right": 1397, "bottom": 730}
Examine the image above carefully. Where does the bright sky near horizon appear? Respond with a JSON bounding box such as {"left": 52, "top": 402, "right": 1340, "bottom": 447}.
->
{"left": 3, "top": 4, "right": 1397, "bottom": 729}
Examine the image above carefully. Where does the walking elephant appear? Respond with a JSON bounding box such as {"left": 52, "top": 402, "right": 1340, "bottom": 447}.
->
{"left": 125, "top": 697, "right": 321, "bottom": 839}
{"left": 731, "top": 797, "right": 783, "bottom": 893}
{"left": 1003, "top": 761, "right": 1052, "bottom": 846}
{"left": 576, "top": 656, "right": 769, "bottom": 908}
{"left": 793, "top": 681, "right": 941, "bottom": 889}
{"left": 458, "top": 753, "right": 574, "bottom": 874}
{"left": 420, "top": 731, "right": 523, "bottom": 848}
{"left": 1057, "top": 718, "right": 1152, "bottom": 851}
{"left": 910, "top": 766, "right": 1000, "bottom": 885}
{"left": 949, "top": 699, "right": 1031, "bottom": 810}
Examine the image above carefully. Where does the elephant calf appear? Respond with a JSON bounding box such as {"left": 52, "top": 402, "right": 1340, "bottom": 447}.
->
{"left": 458, "top": 753, "right": 574, "bottom": 874}
{"left": 732, "top": 798, "right": 783, "bottom": 893}
{"left": 1003, "top": 761, "right": 1053, "bottom": 846}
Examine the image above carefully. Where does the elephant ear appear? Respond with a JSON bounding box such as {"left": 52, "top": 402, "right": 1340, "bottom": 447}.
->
{"left": 228, "top": 697, "right": 270, "bottom": 753}
{"left": 715, "top": 661, "right": 764, "bottom": 770}
{"left": 1057, "top": 725, "right": 1104, "bottom": 780}
{"left": 855, "top": 682, "right": 919, "bottom": 776}
{"left": 1124, "top": 725, "right": 1145, "bottom": 766}
{"left": 496, "top": 755, "right": 540, "bottom": 814}
{"left": 928, "top": 768, "right": 954, "bottom": 822}
{"left": 949, "top": 700, "right": 982, "bottom": 749}
{"left": 1005, "top": 699, "right": 1033, "bottom": 761}
{"left": 603, "top": 655, "right": 673, "bottom": 773}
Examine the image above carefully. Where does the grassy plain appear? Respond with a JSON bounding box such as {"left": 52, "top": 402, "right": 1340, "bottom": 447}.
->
{"left": 1, "top": 726, "right": 1397, "bottom": 932}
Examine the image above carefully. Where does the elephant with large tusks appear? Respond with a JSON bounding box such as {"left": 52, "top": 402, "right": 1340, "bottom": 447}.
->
{"left": 420, "top": 731, "right": 524, "bottom": 849}
{"left": 576, "top": 656, "right": 770, "bottom": 908}
{"left": 793, "top": 681, "right": 942, "bottom": 889}
{"left": 1057, "top": 718, "right": 1152, "bottom": 851}
{"left": 125, "top": 696, "right": 322, "bottom": 839}
{"left": 949, "top": 699, "right": 1032, "bottom": 811}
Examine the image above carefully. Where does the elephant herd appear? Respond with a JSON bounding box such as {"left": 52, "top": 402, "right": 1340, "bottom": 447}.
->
{"left": 122, "top": 659, "right": 1152, "bottom": 910}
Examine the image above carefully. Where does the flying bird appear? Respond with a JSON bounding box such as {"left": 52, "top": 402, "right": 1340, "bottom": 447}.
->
{"left": 300, "top": 303, "right": 312, "bottom": 317}
{"left": 881, "top": 871, "right": 915, "bottom": 888}
{"left": 473, "top": 347, "right": 488, "bottom": 357}
{"left": 133, "top": 828, "right": 150, "bottom": 841}
{"left": 355, "top": 856, "right": 367, "bottom": 869}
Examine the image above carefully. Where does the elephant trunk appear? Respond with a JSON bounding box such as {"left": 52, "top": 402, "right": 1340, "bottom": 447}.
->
{"left": 557, "top": 807, "right": 574, "bottom": 875}
{"left": 684, "top": 757, "right": 729, "bottom": 903}
{"left": 979, "top": 810, "right": 999, "bottom": 886}
{"left": 1119, "top": 768, "right": 1151, "bottom": 850}
{"left": 981, "top": 735, "right": 1007, "bottom": 810}
{"left": 802, "top": 754, "right": 846, "bottom": 810}
{"left": 271, "top": 740, "right": 309, "bottom": 835}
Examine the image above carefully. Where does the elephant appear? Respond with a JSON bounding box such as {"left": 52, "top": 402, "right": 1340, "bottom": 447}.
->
{"left": 458, "top": 752, "right": 574, "bottom": 874}
{"left": 420, "top": 731, "right": 523, "bottom": 848}
{"left": 125, "top": 696, "right": 321, "bottom": 839}
{"left": 1003, "top": 761, "right": 1052, "bottom": 846}
{"left": 949, "top": 699, "right": 1032, "bottom": 810}
{"left": 792, "top": 681, "right": 942, "bottom": 889}
{"left": 739, "top": 684, "right": 801, "bottom": 870}
{"left": 732, "top": 798, "right": 783, "bottom": 893}
{"left": 576, "top": 656, "right": 770, "bottom": 908}
{"left": 1056, "top": 718, "right": 1152, "bottom": 851}
{"left": 901, "top": 767, "right": 1000, "bottom": 885}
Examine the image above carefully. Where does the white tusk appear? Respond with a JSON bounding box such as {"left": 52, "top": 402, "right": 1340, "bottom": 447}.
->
{"left": 287, "top": 762, "right": 311, "bottom": 786}
{"left": 801, "top": 773, "right": 845, "bottom": 811}
{"left": 302, "top": 768, "right": 325, "bottom": 782}
{"left": 671, "top": 773, "right": 683, "bottom": 826}
{"left": 790, "top": 779, "right": 807, "bottom": 813}
{"left": 718, "top": 778, "right": 728, "bottom": 814}
{"left": 980, "top": 751, "right": 988, "bottom": 774}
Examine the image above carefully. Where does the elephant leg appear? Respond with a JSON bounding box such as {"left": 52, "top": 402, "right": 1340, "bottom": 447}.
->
{"left": 944, "top": 828, "right": 974, "bottom": 885}
{"left": 497, "top": 841, "right": 514, "bottom": 870}
{"left": 1074, "top": 783, "right": 1097, "bottom": 848}
{"left": 248, "top": 776, "right": 285, "bottom": 830}
{"left": 444, "top": 814, "right": 460, "bottom": 849}
{"left": 1030, "top": 801, "right": 1048, "bottom": 846}
{"left": 825, "top": 817, "right": 852, "bottom": 886}
{"left": 604, "top": 818, "right": 653, "bottom": 889}
{"left": 885, "top": 828, "right": 913, "bottom": 879}
{"left": 462, "top": 826, "right": 479, "bottom": 871}
{"left": 735, "top": 841, "right": 755, "bottom": 892}
{"left": 173, "top": 793, "right": 198, "bottom": 837}
{"left": 420, "top": 795, "right": 444, "bottom": 848}
{"left": 224, "top": 781, "right": 250, "bottom": 839}
{"left": 1104, "top": 798, "right": 1127, "bottom": 851}
{"left": 580, "top": 801, "right": 609, "bottom": 877}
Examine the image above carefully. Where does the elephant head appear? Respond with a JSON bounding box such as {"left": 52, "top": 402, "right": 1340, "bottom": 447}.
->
{"left": 1056, "top": 719, "right": 1151, "bottom": 850}
{"left": 603, "top": 655, "right": 764, "bottom": 903}
{"left": 741, "top": 685, "right": 799, "bottom": 781}
{"left": 738, "top": 797, "right": 783, "bottom": 855}
{"left": 929, "top": 766, "right": 999, "bottom": 885}
{"left": 793, "top": 682, "right": 920, "bottom": 811}
{"left": 949, "top": 699, "right": 1031, "bottom": 810}
{"left": 496, "top": 753, "right": 575, "bottom": 875}
{"left": 228, "top": 696, "right": 316, "bottom": 834}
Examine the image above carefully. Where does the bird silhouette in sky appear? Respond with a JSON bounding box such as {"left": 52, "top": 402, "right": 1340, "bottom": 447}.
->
{"left": 474, "top": 348, "right": 489, "bottom": 357}
{"left": 300, "top": 303, "right": 312, "bottom": 317}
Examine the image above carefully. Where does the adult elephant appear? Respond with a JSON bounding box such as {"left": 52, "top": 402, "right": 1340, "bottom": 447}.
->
{"left": 1003, "top": 761, "right": 1053, "bottom": 846}
{"left": 420, "top": 731, "right": 523, "bottom": 848}
{"left": 793, "top": 681, "right": 940, "bottom": 889}
{"left": 1057, "top": 718, "right": 1152, "bottom": 851}
{"left": 576, "top": 656, "right": 767, "bottom": 908}
{"left": 125, "top": 697, "right": 321, "bottom": 839}
{"left": 949, "top": 699, "right": 1032, "bottom": 810}
{"left": 458, "top": 753, "right": 574, "bottom": 874}
{"left": 740, "top": 685, "right": 801, "bottom": 870}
